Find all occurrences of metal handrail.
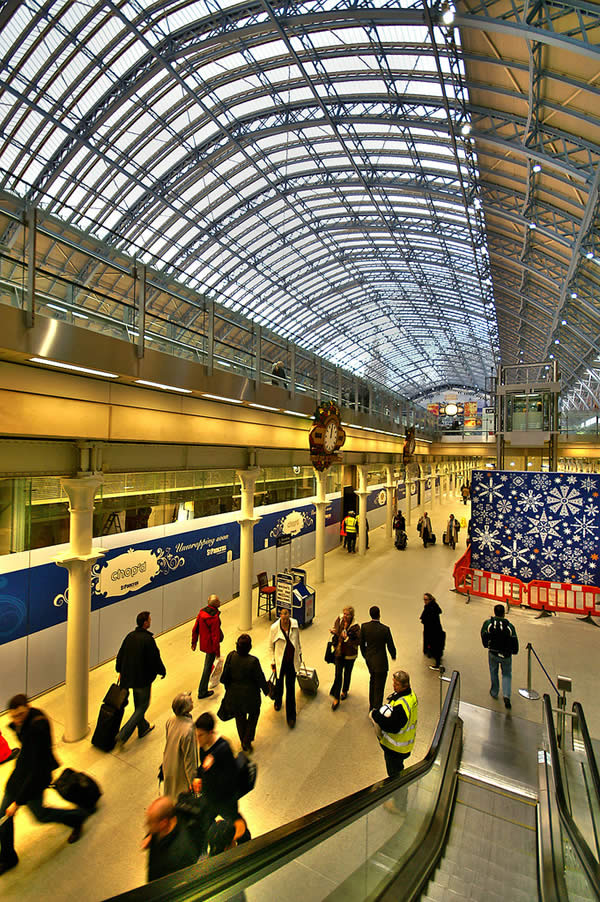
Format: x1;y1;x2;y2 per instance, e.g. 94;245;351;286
542;694;600;895
105;672;461;902
572;701;600;860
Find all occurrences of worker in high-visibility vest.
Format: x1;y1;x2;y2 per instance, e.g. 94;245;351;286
343;511;358;554
369;670;418;814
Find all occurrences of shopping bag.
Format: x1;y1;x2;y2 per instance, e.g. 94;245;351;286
208;656;224;690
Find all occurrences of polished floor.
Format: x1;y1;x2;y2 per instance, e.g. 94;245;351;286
1;490;598;901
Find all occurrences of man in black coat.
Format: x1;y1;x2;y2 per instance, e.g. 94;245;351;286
360;606;397;711
0;695;89;874
116;610;166;747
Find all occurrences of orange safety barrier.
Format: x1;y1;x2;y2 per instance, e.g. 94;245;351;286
453;545;600;616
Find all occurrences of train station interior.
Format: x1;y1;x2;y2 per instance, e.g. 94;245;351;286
1;0;600;899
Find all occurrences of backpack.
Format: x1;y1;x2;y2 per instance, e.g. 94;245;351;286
235;751;257;799
485;618;516;658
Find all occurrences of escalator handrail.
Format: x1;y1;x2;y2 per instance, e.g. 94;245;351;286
572;701;600;817
106;672;461;902
543;694;600;895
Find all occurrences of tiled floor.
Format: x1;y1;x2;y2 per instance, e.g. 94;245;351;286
1;490;598;900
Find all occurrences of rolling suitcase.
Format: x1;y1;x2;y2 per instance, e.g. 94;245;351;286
91;683;128;751
53;767;102;810
296;663;319;695
396;531;407;550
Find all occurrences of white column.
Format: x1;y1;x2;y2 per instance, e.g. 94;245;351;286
405;473;412;527
55;475;103;743
313;468;327;583
236;467;261;632
356;464;369;556
385;465;395;540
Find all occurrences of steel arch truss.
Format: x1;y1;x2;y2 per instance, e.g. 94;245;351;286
0;0;599;398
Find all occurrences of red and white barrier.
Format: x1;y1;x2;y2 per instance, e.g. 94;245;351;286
452;546;600;616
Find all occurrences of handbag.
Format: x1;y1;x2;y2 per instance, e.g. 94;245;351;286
208;655;224;690
217;697;235;722
266;672;277;700
324;639;337;664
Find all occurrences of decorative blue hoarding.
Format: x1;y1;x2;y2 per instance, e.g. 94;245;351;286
470;470;600;587
367;486;387;512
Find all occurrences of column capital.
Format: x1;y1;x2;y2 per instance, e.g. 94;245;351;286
237;516;262;526
60;475;103;509
236;466;262;489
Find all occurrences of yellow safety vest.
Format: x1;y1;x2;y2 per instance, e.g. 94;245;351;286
345;515;358;533
379;691;418;756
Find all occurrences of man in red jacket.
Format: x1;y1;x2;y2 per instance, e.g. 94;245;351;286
191;595;223;700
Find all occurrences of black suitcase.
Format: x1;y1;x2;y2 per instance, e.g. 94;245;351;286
396;531;407;550
91;683;128;751
53;767;102;810
430;533;436;545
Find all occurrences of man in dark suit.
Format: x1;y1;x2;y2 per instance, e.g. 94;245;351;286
0;695;89;874
116;610;166;746
360;606;397;711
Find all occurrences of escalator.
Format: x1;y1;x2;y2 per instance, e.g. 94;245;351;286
108;672;600;902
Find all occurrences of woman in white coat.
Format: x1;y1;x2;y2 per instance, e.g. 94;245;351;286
162;693;196;800
268;607;302;728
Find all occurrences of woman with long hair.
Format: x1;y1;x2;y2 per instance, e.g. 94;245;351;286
329;606;361;710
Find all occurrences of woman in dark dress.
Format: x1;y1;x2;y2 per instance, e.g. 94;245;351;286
220;634;268;752
420;593;445;671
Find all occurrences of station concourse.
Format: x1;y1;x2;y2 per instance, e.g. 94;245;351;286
0;488;598;901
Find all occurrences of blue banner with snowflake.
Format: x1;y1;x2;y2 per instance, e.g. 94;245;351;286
470;470;600;587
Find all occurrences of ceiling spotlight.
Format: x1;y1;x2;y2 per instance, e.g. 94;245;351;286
460;122;472;137
532;163;542;173
441;2;455;25
528;222;537;230
561;318;567;325
571;291;578;299
586;250;594;259
555;338;560;344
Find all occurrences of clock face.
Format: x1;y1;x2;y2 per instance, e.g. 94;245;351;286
323;419;339;453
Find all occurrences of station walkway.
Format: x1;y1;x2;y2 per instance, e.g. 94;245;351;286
1;492;599;901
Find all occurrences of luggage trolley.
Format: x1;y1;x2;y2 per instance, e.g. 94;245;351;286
275;568;316;627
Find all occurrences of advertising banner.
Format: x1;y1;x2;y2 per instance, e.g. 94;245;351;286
367;486;387;512
424;478;432;504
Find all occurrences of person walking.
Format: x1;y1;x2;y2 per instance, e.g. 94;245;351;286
360;607;397;711
444;514;460;549
162;693;197;802
393;510;406;549
420;593;445;670
268;607;302;728
220;634;268;752
271;360;287;388
481;604;519;709
343;510;358;553
0;695;90;874
116;610;166;746
194;713;239;823
191;595;223;700
143;796;197;883
370;671;418;814
329;606;361;710
461;483;470;505
417;511;434;547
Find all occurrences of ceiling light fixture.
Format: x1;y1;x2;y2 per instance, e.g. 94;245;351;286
586;251;594;259
202;393;243;403
441;2;455;25
136;379;193;394
532;163;542;173
283;409;308;417
529;222;537;230
570;291;578;299
29;357;119;378
460;122;472;137
248;402;280;412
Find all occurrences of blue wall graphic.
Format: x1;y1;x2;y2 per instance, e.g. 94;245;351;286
470;470;600;587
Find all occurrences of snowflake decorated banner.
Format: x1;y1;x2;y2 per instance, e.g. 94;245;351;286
470;470;600;587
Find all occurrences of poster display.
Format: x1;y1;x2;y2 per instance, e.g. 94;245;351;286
470;470;600;588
